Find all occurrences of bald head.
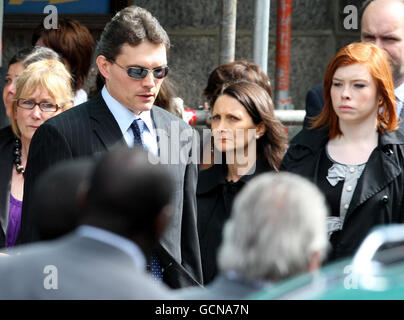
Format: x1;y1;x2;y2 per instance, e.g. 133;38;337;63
361;0;404;87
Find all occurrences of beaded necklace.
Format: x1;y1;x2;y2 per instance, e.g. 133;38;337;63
13;138;25;175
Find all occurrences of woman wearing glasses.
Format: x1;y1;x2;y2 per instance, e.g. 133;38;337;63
0;59;73;249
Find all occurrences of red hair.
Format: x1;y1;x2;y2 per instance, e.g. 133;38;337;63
311;42;397;137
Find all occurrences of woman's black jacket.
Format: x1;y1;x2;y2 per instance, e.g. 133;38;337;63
281;127;404;261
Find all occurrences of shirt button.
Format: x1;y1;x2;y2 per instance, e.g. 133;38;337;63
346;185;353;192
344;203;349;210
349;167;355;173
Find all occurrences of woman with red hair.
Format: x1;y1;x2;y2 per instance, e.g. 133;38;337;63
282;42;404;262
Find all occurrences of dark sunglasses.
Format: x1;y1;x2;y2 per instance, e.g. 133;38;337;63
112;60;169;80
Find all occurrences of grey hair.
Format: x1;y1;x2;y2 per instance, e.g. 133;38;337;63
23;46;61;67
96;5;170;61
217;172;329;282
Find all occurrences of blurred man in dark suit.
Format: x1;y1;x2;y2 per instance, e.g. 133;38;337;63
0;147;176;299
32;158;94;240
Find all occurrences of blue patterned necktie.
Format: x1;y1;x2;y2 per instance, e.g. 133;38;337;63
130;118;145;147
130;118;163;281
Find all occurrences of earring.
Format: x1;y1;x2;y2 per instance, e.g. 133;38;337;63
256;135;260;139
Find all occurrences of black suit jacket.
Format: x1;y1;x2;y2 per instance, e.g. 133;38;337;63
0;126;14;247
20;93;202;288
303;84;324;129
0;233;175;299
0;67;10;130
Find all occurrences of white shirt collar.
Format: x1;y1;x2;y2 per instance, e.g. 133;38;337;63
101;86;154;136
76;225;146;271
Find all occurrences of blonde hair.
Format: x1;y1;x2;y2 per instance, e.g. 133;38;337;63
11;59;73;137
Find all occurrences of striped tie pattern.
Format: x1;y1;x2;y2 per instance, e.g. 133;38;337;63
130;118;145;146
130;118;163;281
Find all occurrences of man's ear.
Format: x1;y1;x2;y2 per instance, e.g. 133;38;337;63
153;206;172;238
96;55;111;80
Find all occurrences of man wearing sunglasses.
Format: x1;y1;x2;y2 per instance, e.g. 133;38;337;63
20;6;202;289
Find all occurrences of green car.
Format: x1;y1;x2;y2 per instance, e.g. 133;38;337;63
249;224;404;300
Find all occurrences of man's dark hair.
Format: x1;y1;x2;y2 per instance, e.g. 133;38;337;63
96;6;170;62
32;158;95;240
84;147;173;236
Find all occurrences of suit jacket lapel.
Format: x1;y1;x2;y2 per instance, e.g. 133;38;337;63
150;106;171;161
88;93;126;150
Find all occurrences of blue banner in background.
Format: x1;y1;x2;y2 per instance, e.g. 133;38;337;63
5;0;110;14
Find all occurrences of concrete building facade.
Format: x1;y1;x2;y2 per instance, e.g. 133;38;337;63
2;0;363;110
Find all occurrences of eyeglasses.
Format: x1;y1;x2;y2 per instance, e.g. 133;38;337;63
111;60;169;80
16;98;60;112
